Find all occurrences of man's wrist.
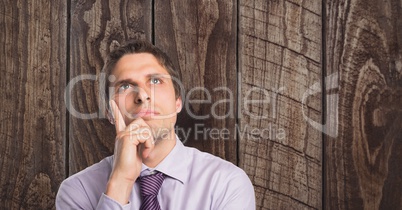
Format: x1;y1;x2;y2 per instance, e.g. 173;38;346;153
105;177;135;205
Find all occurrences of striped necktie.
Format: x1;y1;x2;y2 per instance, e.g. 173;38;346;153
139;171;165;210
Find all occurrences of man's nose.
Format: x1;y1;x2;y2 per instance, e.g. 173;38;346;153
134;87;150;104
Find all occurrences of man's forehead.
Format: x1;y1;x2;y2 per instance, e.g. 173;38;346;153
115;53;160;68
112;54;169;76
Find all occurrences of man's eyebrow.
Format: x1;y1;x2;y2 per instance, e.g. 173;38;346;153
113;79;137;87
146;73;171;78
112;73;171;87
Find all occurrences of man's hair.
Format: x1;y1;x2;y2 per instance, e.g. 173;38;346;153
100;40;182;111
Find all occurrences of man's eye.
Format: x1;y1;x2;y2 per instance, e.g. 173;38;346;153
118;84;131;92
150;78;161;84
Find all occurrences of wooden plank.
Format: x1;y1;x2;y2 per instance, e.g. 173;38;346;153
154;0;238;163
325;0;402;209
69;0;152;174
0;1;67;209
239;0;323;209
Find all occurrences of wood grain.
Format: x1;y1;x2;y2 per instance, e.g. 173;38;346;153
325;0;402;209
0;0;67;209
239;0;323;209
154;0;238;163
2;0;401;209
69;0;152;174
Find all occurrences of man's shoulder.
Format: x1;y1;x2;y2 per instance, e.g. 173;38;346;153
183;145;254;204
56;156;113;208
185;146;246;176
61;156;113;188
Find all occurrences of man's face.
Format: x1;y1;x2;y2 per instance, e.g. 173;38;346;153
110;53;182;140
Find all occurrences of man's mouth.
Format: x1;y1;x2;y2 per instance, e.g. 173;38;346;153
133;109;159;118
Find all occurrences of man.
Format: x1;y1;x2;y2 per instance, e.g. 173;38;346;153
56;40;255;209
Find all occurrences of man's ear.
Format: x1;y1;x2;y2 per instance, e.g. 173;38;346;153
176;97;183;113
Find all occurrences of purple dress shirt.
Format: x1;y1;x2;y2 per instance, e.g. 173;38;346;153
56;136;255;209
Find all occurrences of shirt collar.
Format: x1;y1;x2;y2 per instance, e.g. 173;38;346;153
140;135;189;184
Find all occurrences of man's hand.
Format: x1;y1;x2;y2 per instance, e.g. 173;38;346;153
105;100;155;205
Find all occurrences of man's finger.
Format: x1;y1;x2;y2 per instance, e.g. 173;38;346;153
123;126;154;148
126;118;154;157
141;136;154;158
115;129;154;158
109;100;126;133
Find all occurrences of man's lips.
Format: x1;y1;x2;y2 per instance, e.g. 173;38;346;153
133;110;159;118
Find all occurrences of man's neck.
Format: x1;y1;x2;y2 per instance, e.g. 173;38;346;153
142;131;176;168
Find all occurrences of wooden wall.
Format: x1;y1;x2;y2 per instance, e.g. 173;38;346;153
1;0;401;209
1;1;67;209
325;0;402;209
239;1;323;208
